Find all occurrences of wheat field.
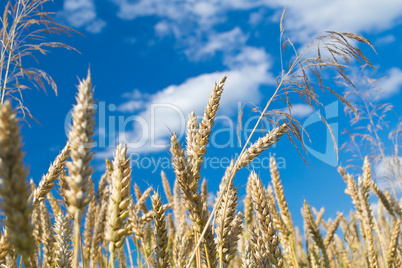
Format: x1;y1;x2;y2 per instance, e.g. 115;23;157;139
0;1;401;268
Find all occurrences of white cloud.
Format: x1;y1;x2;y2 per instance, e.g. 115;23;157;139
186;27;249;60
61;0;106;33
272;0;402;42
377;67;402;100
109;0;260;60
118;100;146;113
103;46;275;155
248;9;266;26
281;104;314;119
86;19;107;33
154;21;171;37
110;0;402;44
110;0;260;22
107;0;402;64
375;35;396;46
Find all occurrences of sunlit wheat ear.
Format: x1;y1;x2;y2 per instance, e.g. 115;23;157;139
303;200;330;268
33;142;70;206
174;227;191;268
191;76;227;177
241;240;256;268
363;156;397;219
357;174;378;268
170;133;217;267
170;133;202;228
161;170;173;204
166;213;176;260
383;190;402;218
47;192;62;216
249;172;283;267
90;186;109;263
238;123;288;169
323;213;343;248
84;183;96;260
215;160;241;267
249;222;272;267
31;204;42;246
386;219;401;267
54;211;73;268
0;101;35;260
106;143;132;259
244;174;254;228
369;175;395;218
270;157;293;231
266;185;295;266
185;111;199;161
63;71;96;267
97;173;108;204
225;211;244;265
0;230;11;266
151;192;169;268
64;71;95;217
39;202;54;267
134;183;150;213
58;172;69;206
128;186;153;243
313;207;326;228
338;167;364;220
332;233;350;267
173;179;186;233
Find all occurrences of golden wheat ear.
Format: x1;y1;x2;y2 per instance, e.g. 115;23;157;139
54;210;73;268
248;172;283;267
63;71;96;267
33;142;70;207
151;191;169;268
106;143;132;266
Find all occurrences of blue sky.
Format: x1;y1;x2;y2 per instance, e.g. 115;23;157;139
8;0;402;226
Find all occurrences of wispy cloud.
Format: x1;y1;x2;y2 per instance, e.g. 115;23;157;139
61;0;106;33
375;35;396;46
110;0;402;46
186;27;249;60
276;0;402;42
377;67;402;100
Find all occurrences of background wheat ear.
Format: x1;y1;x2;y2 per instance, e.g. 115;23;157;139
54;211;73;268
151;191;169;268
33;142;70;207
0;101;35;264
